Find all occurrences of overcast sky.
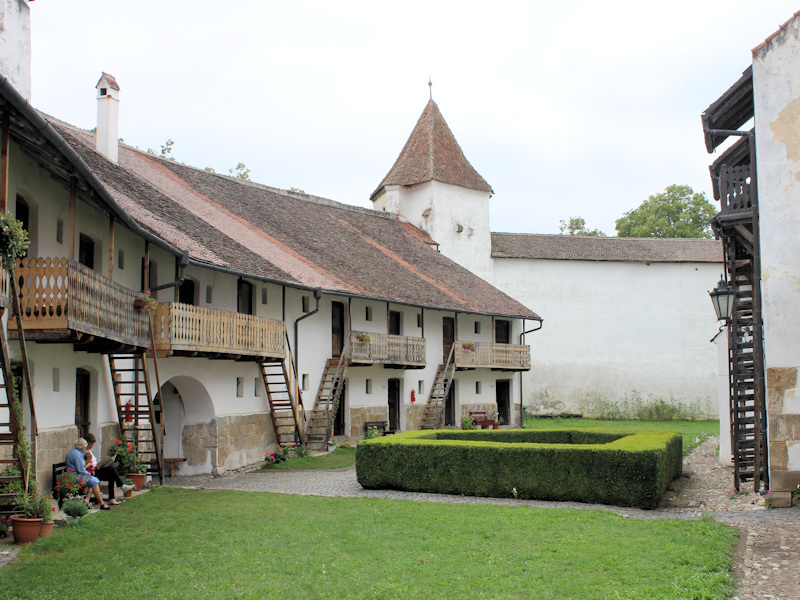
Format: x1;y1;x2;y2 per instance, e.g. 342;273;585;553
28;1;798;236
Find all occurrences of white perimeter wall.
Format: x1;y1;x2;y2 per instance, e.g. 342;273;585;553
492;256;721;416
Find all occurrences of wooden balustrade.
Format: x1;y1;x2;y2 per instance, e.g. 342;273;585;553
350;331;426;368
9;257;150;347
151;302;285;358
454;341;531;371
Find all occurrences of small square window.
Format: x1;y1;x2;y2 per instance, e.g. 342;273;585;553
302;296;310;313
261;288;268;305
366;379;372;394
366;306;373;321
255;378;262;397
476;381;481;395
475;321;481;334
118;249;125;270
302;374;309;391
236;377;244;398
206;286;213;304
100;87;107;96
418;380;424;395
52;368;60;392
56;219;63;244
417;313;422;328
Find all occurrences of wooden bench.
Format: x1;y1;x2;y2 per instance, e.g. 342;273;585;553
51;462;68;497
163;457;186;478
469;410;498;429
364;421;396;436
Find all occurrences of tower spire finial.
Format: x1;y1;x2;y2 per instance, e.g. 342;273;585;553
428;76;433;100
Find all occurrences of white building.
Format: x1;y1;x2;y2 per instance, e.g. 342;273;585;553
373;99;723;417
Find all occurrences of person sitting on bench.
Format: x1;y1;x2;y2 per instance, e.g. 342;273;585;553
65;438;110;510
85;433;134;506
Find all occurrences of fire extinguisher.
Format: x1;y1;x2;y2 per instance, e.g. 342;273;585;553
125;400;134;423
411;390;416;403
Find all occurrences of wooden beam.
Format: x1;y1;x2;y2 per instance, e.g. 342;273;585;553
0;112;9;213
108;216;115;280
69;178;76;260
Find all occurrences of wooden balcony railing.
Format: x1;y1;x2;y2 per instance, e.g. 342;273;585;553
718;164;755;219
152;302;285;359
9;257;149;347
349;331;426;368
454;341;531;371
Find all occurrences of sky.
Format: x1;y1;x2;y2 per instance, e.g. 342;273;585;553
27;1;800;236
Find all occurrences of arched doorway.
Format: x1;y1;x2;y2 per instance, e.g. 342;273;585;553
159;376;215;476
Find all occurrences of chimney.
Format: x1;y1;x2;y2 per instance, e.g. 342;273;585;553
95;72;120;163
0;0;32;100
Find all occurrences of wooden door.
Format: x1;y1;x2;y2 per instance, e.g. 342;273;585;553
495;320;510;344
389;311;401;335
388;378;400;432
238;279;253;315
442;317;455;362
331;301;345;357
444;382;456;427
78;234;95;270
496;380;510;426
179;279;195;305
75;369;91;439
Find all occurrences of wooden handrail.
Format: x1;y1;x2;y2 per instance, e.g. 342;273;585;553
454;341;531;370
349;331;426;366
152;302;285;358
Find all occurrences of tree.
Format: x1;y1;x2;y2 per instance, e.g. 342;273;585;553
229;163;251;181
615;185;716;238
558;216;605;237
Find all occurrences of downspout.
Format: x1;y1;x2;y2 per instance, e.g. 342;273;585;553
150;251;190;292
519;318;543;428
293;288;323;378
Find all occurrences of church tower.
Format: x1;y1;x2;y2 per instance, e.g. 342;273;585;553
371;99;494;279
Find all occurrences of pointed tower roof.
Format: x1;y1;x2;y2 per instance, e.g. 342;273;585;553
371;100;492;200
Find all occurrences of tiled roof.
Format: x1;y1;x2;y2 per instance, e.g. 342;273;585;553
370;100;492;199
47;117;538;320
96;72;120;91
752;10;800;55
491;233;723;263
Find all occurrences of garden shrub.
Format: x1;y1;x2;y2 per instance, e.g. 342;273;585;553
356;429;682;509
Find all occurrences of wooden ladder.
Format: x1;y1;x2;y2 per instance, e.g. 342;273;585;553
261;331;304;445
421;346;456;429
107;345;164;483
307;343;349;451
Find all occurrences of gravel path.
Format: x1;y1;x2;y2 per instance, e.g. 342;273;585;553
167;437;800;599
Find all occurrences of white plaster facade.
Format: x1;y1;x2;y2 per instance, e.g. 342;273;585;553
0;0;31;100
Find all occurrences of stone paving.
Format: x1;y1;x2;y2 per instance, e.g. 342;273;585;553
166;437;800;599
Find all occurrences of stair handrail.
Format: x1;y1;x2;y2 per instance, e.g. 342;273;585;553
146;310;165;482
283;328;305;444
327;335;351;435
437;344;456;429
8;265;37;483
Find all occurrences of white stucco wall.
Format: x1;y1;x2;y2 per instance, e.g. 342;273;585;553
0;0;31;100
493;257;720;416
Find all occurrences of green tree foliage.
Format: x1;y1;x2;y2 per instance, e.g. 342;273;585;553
615;185;716;238
230;163;251;181
558;216;605;237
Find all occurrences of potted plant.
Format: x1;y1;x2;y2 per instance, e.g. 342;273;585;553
122;478;135;498
38;493;55;538
0;211;30;271
11;490;44;544
110;436;147;489
461;342;476;351
355;332;371;344
134;290;158;310
53;468;84;508
61;499;89;524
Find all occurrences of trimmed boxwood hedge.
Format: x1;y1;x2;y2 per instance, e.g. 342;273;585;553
355;429;682;509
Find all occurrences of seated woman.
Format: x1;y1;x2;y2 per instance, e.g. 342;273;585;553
84;433;132;505
65;438;110;510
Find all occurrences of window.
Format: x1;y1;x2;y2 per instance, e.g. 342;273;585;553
255;378;262;397
238;279;254;315
78;234;95;269
366;306;373;321
476;381;481;395
117;249;125;269
261;288;268;305
366;379;372;394
56;219;63;244
389;311;401;335
417;313;422;328
100;87;107;96
302;296;310;313
475;321;481;334
495;320;510;344
52;368;60;392
206;285;213;304
179;279;196;306
302;374;309;391
236;377;244;398
418;380;424;394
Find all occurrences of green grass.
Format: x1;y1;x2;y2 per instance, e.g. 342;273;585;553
524;417;719;455
256;446;356;471
1;487;737;600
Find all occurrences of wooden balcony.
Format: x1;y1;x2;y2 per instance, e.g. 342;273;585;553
151;302;285;359
349;331;426;369
8;257;150;348
717;164;755;222
454;341;531;371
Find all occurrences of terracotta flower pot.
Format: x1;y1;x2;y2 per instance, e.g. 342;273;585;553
11;516;42;545
39;521;53;538
127;473;146;491
124;488;133;498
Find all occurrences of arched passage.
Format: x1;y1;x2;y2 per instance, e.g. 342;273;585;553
159;376;215;475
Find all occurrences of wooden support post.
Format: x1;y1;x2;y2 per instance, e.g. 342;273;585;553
1;112;9;213
108;217;115;280
69;178;76;260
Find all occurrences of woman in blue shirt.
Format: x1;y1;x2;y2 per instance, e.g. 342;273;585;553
65;438;110;510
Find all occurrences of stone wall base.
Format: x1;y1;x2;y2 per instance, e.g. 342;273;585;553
406;403;426;430
183;413;273;476
350;406;388;439
767;367;800;493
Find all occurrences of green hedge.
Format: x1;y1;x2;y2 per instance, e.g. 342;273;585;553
356;429;682;509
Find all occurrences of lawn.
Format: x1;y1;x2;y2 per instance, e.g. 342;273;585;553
0;487;737;600
523;417;719;455
256;446;356;471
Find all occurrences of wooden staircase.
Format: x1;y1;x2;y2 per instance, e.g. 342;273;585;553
0;268;37;513
261;333;304;445
307;350;349;451
107;348;164;483
422;347;456;429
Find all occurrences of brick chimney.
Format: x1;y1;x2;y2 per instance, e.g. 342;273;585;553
95;73;120;163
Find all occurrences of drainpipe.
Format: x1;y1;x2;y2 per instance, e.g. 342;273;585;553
150;251;190;292
519;319;543;428
293;288;323;378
